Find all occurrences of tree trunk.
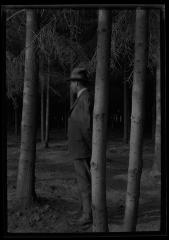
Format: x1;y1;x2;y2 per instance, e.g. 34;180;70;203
69;16;74;109
152;85;156;142
14;106;18;137
70;89;74;109
152;59;161;173
45;57;50;148
123;8;148;231
91;9;112;232
65;94;68;135
40;56;45;144
152;12;161;174
123;65;129;143
41;74;45;144
16;9;38;209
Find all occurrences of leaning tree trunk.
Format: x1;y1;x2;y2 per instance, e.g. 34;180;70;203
123;64;129;143
152;10;161;175
16;9;38;208
44;57;50;148
91;9;112;232
123;8;148;231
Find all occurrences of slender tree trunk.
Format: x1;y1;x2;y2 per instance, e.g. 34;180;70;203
14;106;18;136
123;8;148;231
39;55;45;144
91;9;112;232
45;57;50;148
152;85;156;142
41;74;45;144
16;9;38;208
65;94;68;135
123;65;129;143
152;13;161;174
70;86;74;109
70;15;74;109
152;59;161;173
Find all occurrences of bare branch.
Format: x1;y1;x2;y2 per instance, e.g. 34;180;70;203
6;9;25;22
49;86;62;98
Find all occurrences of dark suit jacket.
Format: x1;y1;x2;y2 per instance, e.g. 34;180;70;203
68;89;93;160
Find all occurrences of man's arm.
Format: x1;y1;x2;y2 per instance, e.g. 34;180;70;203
80;95;93;150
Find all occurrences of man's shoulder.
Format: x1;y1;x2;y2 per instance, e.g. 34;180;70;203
79;90;93;110
79;89;90;99
80;90;93;105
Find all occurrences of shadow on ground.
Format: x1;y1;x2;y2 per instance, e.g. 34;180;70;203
7;132;161;233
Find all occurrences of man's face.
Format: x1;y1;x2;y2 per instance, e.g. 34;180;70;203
70;81;78;94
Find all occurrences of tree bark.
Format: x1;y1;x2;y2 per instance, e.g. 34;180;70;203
153;58;161;173
14;106;18;136
123;8;148;231
69;15;74;109
152;12;161;175
40;74;45;144
151;10;161;175
45;57;50;148
40;56;45;144
123;64;129;143
65;93;68;135
91;9;112;232
16;9;38;209
152;85;156;142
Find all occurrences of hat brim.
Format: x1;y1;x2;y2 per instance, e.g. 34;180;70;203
66;78;85;82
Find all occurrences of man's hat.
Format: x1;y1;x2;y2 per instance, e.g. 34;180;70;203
67;67;88;82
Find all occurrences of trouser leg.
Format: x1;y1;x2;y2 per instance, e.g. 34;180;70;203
74;158;91;217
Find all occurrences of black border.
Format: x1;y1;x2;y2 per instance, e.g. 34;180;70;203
1;2;167;238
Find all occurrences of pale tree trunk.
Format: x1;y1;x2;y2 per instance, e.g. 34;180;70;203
16;9;38;208
40;56;45;144
159;6;166;232
152;57;161;173
123;8;148;231
45;57;50;148
123;64;129;143
91;9;112;232
152;10;161;174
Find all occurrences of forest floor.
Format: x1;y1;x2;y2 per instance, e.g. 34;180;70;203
7;129;161;233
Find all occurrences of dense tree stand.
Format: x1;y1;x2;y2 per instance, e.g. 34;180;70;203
5;6;164;232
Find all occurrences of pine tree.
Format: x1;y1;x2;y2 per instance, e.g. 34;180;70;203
124;8;148;231
91;9;112;232
16;9;38;208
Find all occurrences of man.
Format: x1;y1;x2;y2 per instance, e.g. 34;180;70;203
67;67;93;226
